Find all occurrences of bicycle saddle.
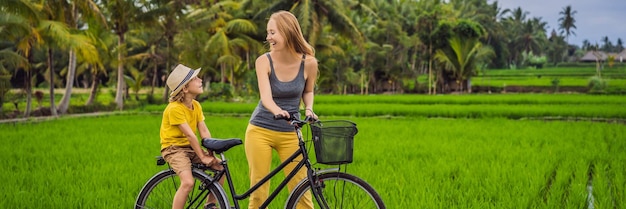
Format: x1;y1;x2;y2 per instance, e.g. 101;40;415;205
202;138;242;154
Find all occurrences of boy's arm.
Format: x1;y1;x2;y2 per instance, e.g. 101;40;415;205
177;123;213;161
197;121;211;139
196;121;215;156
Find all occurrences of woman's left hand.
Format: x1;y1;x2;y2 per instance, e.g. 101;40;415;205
305;109;318;120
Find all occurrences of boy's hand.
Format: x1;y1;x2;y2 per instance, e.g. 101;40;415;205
204;150;214;157
200;155;216;166
200;155;223;170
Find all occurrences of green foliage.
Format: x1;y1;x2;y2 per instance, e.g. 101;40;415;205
588;76;607;93
195;94;626;120
468;67;626;93
551;77;561;93
0;71;11;110
453;19;485;39
206;82;234;101
523;51;548;69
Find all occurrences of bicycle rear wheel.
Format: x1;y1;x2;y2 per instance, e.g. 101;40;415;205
286;171;385;209
135;169;229;209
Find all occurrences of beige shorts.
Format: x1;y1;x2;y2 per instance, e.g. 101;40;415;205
161;146;201;175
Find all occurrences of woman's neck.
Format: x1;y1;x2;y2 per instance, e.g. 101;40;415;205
270;50;300;63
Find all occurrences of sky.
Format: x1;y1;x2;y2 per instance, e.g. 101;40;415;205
490;0;626;48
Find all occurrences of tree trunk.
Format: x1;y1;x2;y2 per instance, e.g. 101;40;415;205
47;48;58;117
221;63;226;83
151;64;157;96
58;50;77;114
115;34;125;110
24;67;32;117
86;71;99;105
229;64;234;89
163;39;172;102
428;44;433;95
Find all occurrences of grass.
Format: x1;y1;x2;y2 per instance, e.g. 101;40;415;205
414;66;626;92
1;74;625;208
1;112;624;208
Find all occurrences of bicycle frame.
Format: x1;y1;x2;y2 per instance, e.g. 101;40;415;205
211;120;326;209
137;116;385;209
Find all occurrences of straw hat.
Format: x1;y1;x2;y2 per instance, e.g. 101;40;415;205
167;64;201;96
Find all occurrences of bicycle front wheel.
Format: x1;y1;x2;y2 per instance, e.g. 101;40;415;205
286;171;385;209
135;169;229;209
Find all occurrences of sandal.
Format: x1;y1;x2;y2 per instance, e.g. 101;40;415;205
204;203;219;209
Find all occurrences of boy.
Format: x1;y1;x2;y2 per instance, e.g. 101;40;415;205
160;64;222;209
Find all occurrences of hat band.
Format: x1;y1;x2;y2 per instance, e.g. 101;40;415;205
172;69;195;93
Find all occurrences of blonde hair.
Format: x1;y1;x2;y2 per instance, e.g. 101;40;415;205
169;90;185;102
270;11;314;56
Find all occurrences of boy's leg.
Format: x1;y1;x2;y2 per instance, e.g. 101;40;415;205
173;170;194;209
189;151;225;206
162;146;195;209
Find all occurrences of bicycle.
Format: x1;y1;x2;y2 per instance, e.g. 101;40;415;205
135;114;385;209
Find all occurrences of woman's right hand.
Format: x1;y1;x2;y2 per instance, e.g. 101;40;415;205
275;109;290;119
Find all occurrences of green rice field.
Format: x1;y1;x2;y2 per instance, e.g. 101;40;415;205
414;66;626;93
1;94;625;208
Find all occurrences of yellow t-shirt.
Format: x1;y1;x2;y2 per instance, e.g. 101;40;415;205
160;100;205;150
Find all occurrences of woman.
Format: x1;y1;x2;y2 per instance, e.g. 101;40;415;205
245;10;318;209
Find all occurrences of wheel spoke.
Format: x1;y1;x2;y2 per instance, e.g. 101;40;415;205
287;172;385;209
135;170;228;209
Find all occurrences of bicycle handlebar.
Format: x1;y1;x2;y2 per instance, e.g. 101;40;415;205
274;113;317;128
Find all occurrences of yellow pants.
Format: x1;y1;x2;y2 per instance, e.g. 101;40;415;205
245;124;313;209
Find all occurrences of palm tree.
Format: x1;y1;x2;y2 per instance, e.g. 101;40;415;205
435;36;487;92
142;0;194;101
176;1;259;95
203;4;258;84
102;0;154;110
558;5;577;45
520;17;548;55
416;1;454;94
601;36;612;52
82;15;114;106
39;0;101;116
582;39;591;51
435;20;494;93
123;67;145;100
250;0;363;47
0;1;34;111
0;48;28;112
53;0;106;114
1;0;48;117
502;7;528;68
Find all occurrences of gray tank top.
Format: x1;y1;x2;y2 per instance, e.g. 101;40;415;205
249;53;306;132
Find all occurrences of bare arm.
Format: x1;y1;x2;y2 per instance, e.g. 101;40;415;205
197;120;211;139
178;122;214;164
302;57;319;119
255;55;289;117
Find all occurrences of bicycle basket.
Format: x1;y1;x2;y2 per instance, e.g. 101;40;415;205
311;120;358;165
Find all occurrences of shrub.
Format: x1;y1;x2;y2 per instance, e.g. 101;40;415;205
588;76;607;93
551;78;560;93
207;82;234;101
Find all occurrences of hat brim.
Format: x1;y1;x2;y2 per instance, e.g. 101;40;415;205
169;68;201;96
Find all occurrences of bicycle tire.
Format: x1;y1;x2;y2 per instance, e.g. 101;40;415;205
285;171;385;209
135;169;229;209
